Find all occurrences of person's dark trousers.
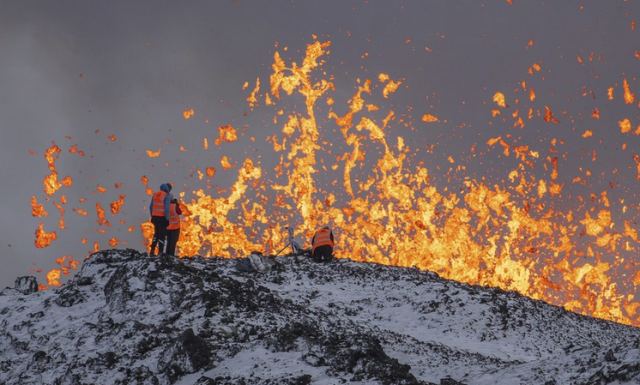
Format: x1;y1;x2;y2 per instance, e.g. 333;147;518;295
312;245;333;262
150;216;168;256
166;229;180;256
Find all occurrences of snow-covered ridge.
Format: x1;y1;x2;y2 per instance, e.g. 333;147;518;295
0;249;638;385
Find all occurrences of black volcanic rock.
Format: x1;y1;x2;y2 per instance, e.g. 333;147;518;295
54;285;86;307
14;276;38;294
0;249;638;385
157;328;212;382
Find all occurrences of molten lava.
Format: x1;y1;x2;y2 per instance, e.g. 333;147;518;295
35;223;56;249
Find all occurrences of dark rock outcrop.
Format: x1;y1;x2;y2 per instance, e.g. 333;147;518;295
0;249;638;385
157;329;212;382
14;276;38;294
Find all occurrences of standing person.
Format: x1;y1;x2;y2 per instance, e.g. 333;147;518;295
311;225;334;262
166;198;182;256
149;183;173;256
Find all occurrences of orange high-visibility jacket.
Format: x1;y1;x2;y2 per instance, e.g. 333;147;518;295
167;202;180;230
312;227;334;252
151;191;167;217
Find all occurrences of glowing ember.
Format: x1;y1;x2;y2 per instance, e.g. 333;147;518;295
421;114;439;123
43;144;63;196
140;222;154;249
183;108;195;120
73;207;88;217
61;176;73;187
53;255;79;276
53;198;66;230
68;144;85;157
543;106;559;123
96;203;110;226
35;223;56;248
378;73;402;98
146;149;161;158
215;125;238;146
246;78;260;108
46;269;61;286
622;78;635;104
619;118;632;134
220;155;234;169
493;92;507;108
110;195;126;215
31;196;48;217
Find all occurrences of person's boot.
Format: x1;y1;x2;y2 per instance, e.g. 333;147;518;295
149;238;158;256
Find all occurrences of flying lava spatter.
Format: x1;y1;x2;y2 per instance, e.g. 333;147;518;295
31;38;639;328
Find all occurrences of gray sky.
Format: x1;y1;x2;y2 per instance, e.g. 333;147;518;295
1;0;639;291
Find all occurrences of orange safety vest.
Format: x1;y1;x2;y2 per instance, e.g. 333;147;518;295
312;228;334;252
167;202;180;230
151;191;167;217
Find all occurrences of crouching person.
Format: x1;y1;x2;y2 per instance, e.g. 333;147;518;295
311;226;334;262
166;198;182;256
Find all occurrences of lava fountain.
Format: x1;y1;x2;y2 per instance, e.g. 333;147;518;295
32;39;639;328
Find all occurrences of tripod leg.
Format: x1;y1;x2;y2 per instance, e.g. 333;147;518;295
274;242;290;257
